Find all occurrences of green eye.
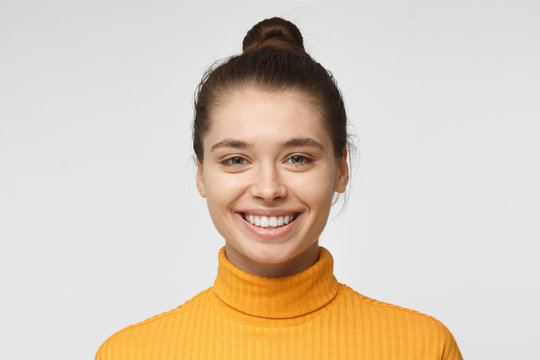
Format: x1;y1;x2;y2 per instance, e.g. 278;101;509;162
225;157;246;166
288;155;311;165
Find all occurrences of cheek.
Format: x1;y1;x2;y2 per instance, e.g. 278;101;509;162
287;167;336;209
203;170;245;210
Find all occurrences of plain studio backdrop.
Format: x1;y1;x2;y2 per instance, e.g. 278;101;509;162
1;0;539;359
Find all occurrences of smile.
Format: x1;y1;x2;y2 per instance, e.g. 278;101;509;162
242;214;298;228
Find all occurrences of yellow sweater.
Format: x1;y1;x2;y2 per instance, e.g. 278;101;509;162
96;247;462;359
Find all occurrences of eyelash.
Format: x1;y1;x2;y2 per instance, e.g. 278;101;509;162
222;156;247;167
286;154;312;166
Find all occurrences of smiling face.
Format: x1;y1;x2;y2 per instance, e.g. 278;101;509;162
196;85;348;277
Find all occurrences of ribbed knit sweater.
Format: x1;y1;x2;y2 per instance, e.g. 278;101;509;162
95;246;462;359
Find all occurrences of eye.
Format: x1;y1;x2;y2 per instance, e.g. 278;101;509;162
223;156;247;167
287;154;312;166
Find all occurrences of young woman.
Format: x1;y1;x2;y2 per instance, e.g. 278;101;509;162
96;17;462;359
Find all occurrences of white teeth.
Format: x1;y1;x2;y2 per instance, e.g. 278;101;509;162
243;214;296;228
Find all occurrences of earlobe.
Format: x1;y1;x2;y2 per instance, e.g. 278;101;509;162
196;158;207;198
334;147;349;194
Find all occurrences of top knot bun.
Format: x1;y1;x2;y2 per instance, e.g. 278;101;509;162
242;17;306;54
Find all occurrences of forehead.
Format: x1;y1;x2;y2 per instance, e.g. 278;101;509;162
206;86;329;146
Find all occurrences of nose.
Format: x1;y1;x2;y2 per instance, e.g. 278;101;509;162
249;163;287;201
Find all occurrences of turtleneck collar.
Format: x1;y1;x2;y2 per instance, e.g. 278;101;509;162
212;246;339;319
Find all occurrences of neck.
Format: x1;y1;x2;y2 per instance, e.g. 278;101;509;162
224;242;320;278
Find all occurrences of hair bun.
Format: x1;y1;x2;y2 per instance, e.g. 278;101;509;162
242;17;305;54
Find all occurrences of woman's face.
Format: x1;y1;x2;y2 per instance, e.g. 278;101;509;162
196;85;348;274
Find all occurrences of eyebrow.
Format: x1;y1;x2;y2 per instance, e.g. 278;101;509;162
210;139;251;151
282;137;324;150
210;137;324;152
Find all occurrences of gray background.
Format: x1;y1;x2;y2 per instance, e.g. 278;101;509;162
1;0;539;359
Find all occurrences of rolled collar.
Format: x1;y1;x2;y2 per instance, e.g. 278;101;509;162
212;246;339;319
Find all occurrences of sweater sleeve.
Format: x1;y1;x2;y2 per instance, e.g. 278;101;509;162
94;346;104;360
440;322;463;360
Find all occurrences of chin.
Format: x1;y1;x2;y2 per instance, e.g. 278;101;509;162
240;239;314;265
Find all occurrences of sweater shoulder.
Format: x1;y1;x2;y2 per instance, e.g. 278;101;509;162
95;288;210;359
338;284;462;359
340;283;444;323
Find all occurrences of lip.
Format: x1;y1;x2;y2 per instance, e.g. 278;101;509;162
234;212;302;240
237;209;302;217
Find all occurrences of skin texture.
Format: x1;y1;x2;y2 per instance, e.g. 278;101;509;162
196;85;349;278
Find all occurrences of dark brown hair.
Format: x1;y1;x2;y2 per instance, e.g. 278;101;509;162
193;17;348;162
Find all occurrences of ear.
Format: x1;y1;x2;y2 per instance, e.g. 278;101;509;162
196;157;207;198
334;147;349;194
